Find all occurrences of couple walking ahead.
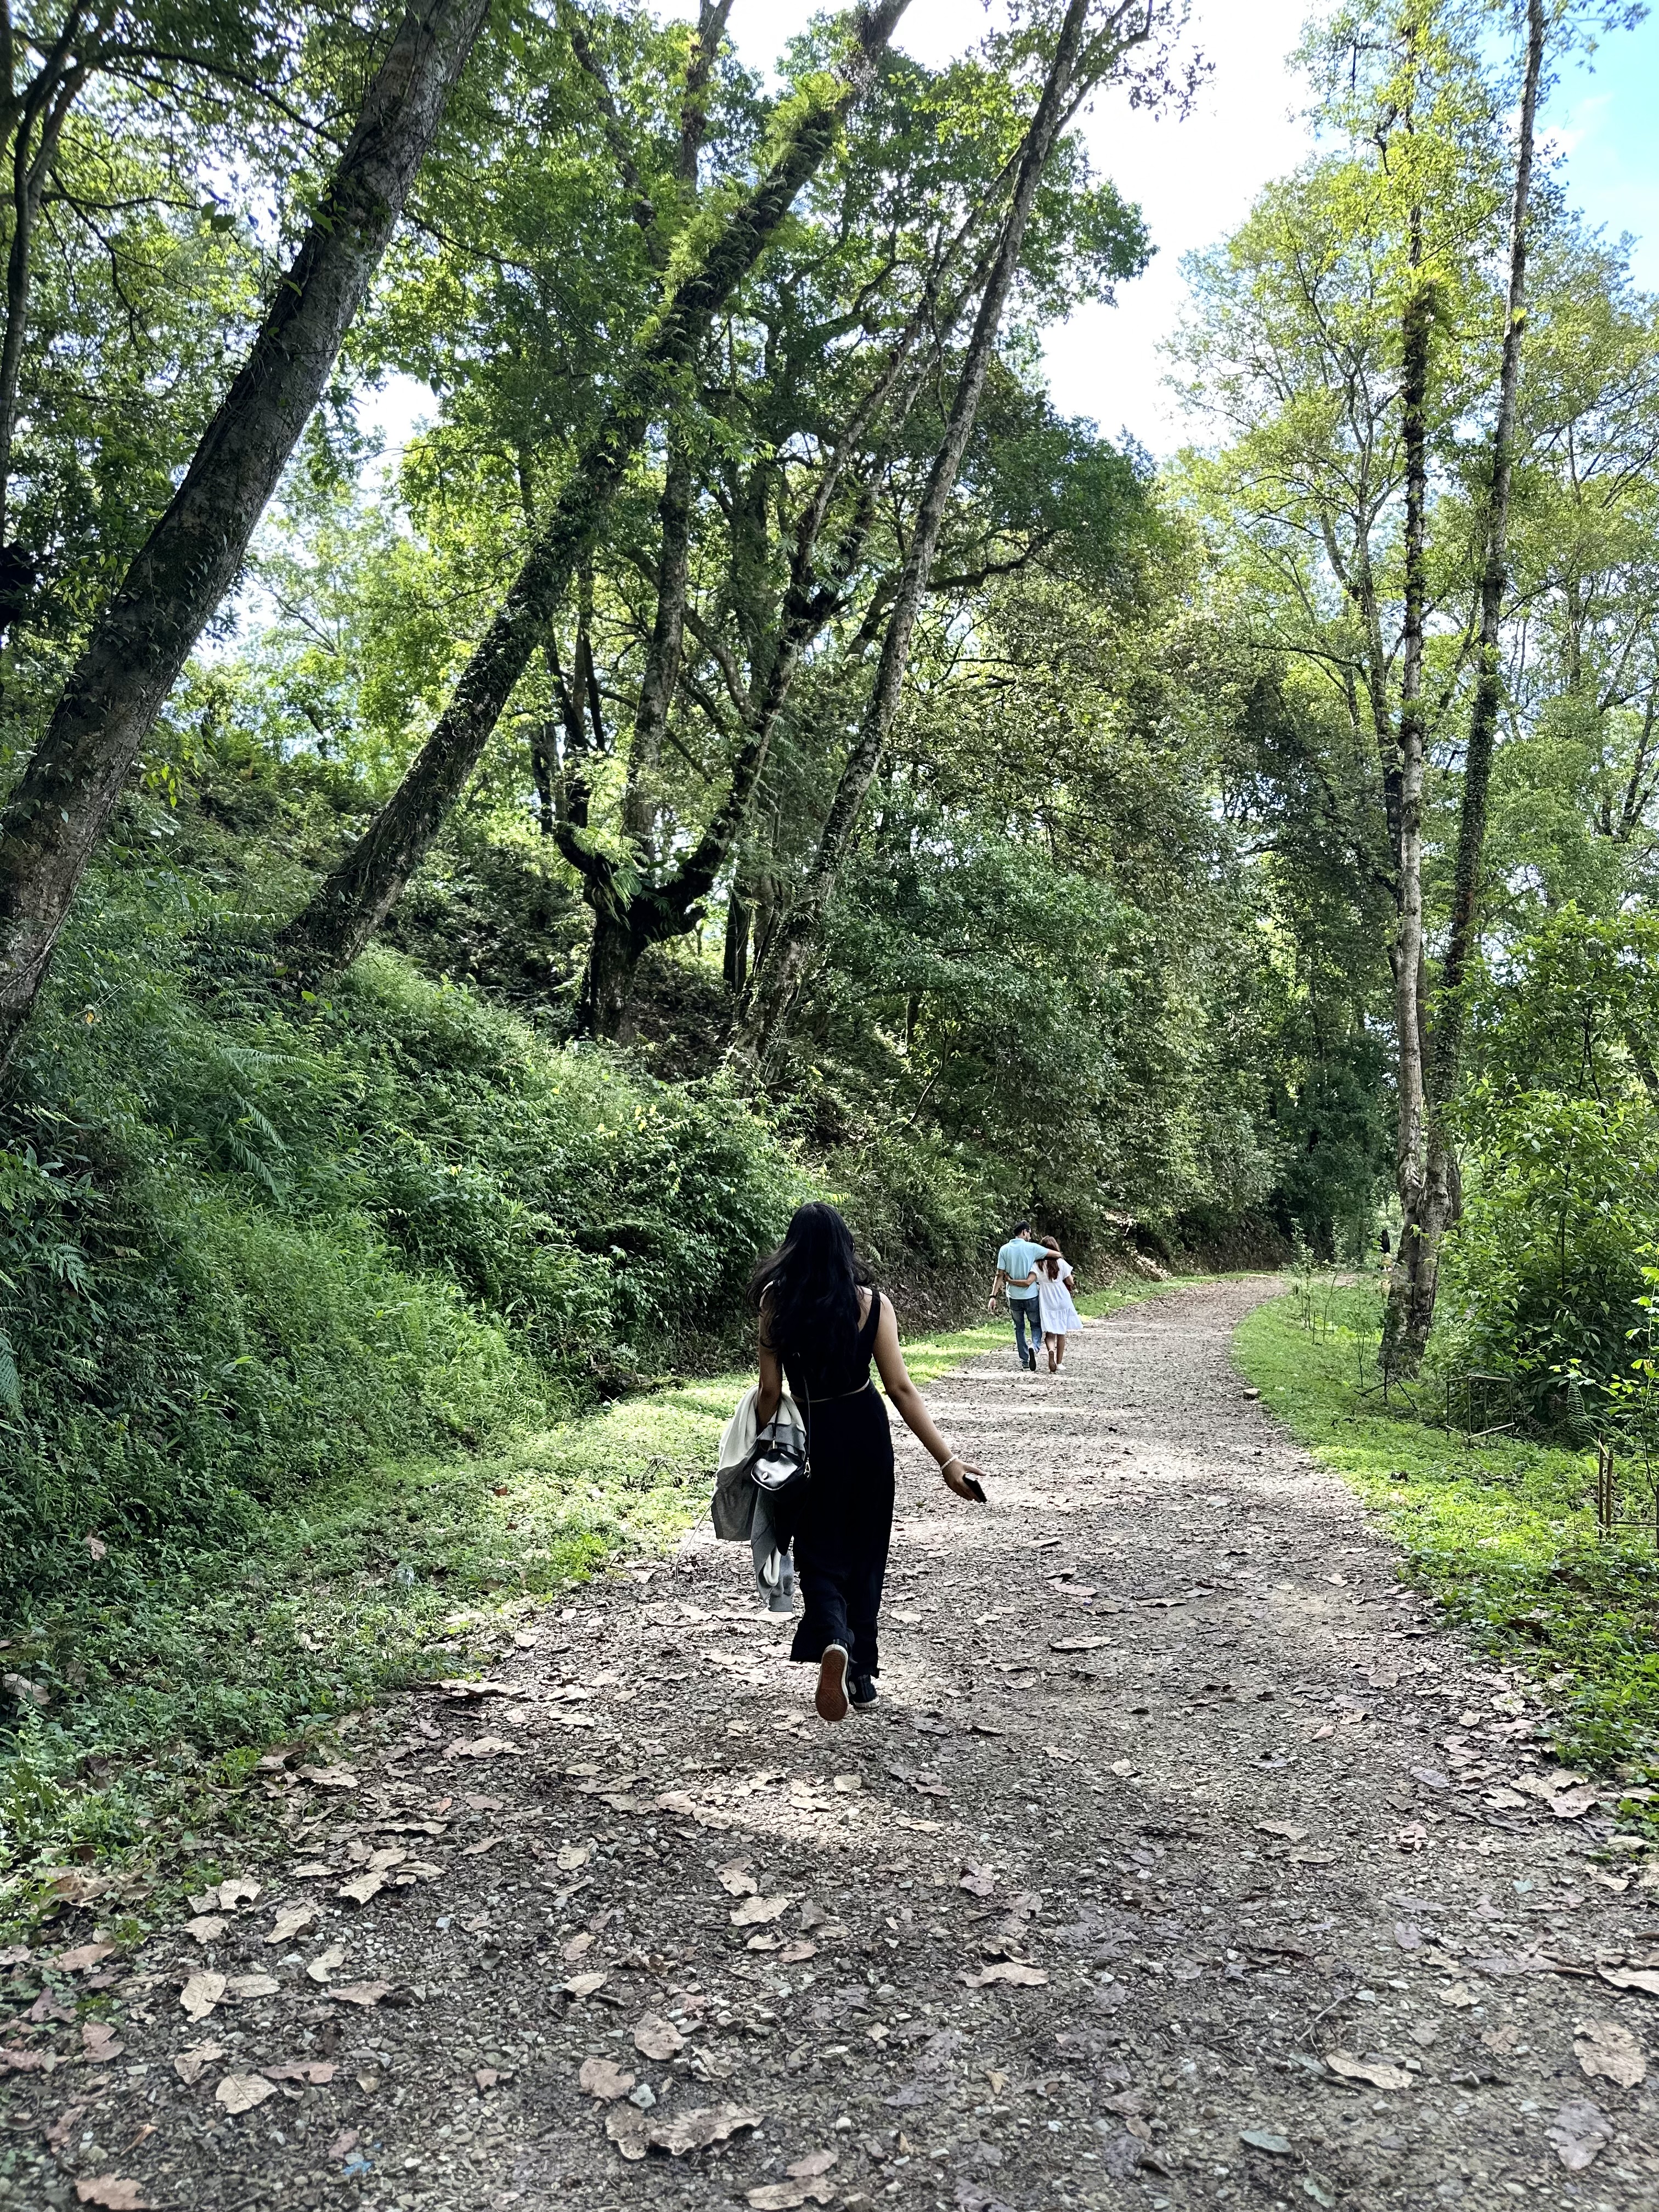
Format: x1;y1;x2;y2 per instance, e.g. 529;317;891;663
990;1216;1081;1372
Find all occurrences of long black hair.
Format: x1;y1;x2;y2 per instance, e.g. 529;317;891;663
750;1201;867;1358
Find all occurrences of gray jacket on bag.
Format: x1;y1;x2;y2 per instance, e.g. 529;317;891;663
713;1384;806;1611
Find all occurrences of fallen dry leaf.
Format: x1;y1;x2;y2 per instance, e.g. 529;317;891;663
184;1915;225;1946
787;2149;839;2180
563;1971;609;1999
475;2067;501;2091
445;1736;520;1760
56;1944;115;1974
831;1773;861;1794
329;1981;392;2008
1255;1821;1308;1844
0;2047;55;2074
263;2060;336;2085
1575;2018;1646;2087
1551;1786;1599;1820
1439;1982;1476;2010
306;1942;346;1984
217;1877;261;1910
224;1974;280;2001
337;1870;386;1908
780;1939;818;1964
179;1971;227;2022
963;1962;1048;1988
716;1861;757;1898
73;2181;153;2209
1546;2098;1612;2172
606;2106;651;2162
47;2103;88;2150
562;1931;594;1963
578;2055;635;2101
215;2073;276;2115
298;1765;357;1791
650;2103;761;2157
267;1902;318;1946
730;1893;792;1928
81;2022;125;2063
633;2012;685;2061
555;1842;594;1872
958;1862;997;1898
1599;1966;1659;1997
459;1835;504;1858
1325;2050;1411;2091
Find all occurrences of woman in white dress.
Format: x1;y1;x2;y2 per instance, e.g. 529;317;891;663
1035;1237;1081;1372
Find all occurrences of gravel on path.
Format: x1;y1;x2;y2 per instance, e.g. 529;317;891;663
10;1276;1659;2212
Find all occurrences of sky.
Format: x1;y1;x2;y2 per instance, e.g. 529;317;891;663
365;0;1659;462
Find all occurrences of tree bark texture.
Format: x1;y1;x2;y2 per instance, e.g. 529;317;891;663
0;0;493;1075
737;0;1097;1069
279;0;911;979
1391;0;1545;1368
1381;193;1434;1375
0;5;92;545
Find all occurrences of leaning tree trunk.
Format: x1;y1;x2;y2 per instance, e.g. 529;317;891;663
1389;0;1545;1370
738;0;1097;1069
279;0;910;979
0;0;493;1076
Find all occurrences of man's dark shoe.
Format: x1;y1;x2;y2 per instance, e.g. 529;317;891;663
849;1671;878;1711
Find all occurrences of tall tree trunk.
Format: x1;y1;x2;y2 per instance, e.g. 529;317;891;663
0;26;91;545
1390;0;1545;1368
623;435;694;854
278;0;911;978
737;0;1099;1069
581;898;643;1040
723;882;750;995
1381;188;1434;1374
0;0;493;1076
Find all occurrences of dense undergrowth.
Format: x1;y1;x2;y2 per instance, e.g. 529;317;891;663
1235;1285;1659;1799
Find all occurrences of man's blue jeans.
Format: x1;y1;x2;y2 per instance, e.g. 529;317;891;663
1009;1296;1042;1367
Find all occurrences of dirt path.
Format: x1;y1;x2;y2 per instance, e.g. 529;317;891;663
13;1277;1659;2212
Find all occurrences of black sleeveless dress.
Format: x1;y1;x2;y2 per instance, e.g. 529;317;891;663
777;1288;895;1680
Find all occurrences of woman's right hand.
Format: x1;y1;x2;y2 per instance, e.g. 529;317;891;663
943;1458;988;1503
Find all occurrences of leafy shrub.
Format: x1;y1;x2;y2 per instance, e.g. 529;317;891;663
1437;912;1659;1425
1437;1092;1659;1421
0;882;805;1623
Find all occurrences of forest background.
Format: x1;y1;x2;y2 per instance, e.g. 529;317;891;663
3;0;1659;1859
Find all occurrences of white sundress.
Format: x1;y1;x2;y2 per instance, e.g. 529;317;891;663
1036;1257;1081;1338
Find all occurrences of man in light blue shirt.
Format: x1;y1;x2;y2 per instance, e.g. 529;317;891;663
989;1218;1047;1370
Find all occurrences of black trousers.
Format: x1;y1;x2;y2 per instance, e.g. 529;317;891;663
780;1384;895;1677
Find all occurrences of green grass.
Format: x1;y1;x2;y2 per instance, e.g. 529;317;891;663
1235;1284;1659;1801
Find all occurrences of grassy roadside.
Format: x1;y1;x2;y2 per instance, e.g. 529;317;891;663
1234;1285;1659;1798
1;1271;1183;1890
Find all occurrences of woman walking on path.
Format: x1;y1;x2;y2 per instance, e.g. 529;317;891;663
753;1203;988;1723
1036;1237;1081;1373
